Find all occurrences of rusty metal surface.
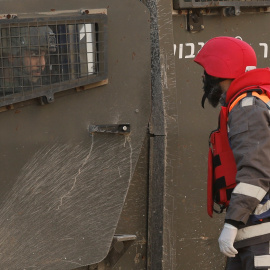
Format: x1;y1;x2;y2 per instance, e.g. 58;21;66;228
0;0;150;269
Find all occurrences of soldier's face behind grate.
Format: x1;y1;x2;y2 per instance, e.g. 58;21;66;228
21;49;47;84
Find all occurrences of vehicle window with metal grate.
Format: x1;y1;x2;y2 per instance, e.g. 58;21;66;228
0;14;107;106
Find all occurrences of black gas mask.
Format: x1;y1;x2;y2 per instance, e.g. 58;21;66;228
201;71;226;108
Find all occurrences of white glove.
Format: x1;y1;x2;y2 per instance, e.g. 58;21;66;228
218;223;238;257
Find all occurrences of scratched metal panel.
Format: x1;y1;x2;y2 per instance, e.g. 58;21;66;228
171;12;270;269
113;136;149;269
0;0;150;269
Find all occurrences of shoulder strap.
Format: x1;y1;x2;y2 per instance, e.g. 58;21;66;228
229;91;270;112
252;92;270;109
229;93;247;112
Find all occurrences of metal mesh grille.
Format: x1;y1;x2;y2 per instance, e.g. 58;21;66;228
174;0;270;9
0;14;107;106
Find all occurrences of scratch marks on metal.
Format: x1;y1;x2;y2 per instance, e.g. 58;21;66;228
118;166;122;178
164;193;177;270
125;135;133;185
57;135;95;210
160;52;168;89
0;133;137;269
60;259;85;267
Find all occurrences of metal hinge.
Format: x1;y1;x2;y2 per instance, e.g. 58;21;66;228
187;10;204;32
89;234;137;269
105;234;136;268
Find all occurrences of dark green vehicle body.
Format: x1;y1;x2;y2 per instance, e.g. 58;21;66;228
0;0;269;269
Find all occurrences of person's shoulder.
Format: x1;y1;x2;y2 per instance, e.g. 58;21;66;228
229;95;270;126
231;95;268;112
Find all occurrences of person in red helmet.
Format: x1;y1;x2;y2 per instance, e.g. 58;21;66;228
195;36;270;269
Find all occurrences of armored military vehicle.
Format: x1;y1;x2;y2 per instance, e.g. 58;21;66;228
0;0;269;269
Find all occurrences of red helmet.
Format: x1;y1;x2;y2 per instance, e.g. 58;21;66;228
194;37;257;79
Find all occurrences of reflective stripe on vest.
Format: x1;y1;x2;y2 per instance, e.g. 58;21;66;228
254;201;270;215
235;223;270;242
254;255;270;268
233;183;267;201
229;91;270;112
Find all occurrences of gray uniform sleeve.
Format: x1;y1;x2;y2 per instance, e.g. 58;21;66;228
225;96;270;224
